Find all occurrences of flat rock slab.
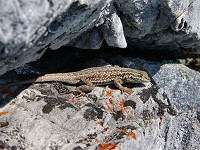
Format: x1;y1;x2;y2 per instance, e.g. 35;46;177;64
0;57;199;149
0;83;189;149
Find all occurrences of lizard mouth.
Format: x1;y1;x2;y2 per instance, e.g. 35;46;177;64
143;78;151;82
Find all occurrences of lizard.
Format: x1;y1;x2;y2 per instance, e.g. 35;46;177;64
6;65;151;93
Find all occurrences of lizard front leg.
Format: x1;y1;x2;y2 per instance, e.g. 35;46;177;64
113;78;132;94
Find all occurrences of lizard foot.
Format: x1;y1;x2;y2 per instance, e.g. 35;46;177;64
72;85;95;97
72;90;86;97
121;87;133;94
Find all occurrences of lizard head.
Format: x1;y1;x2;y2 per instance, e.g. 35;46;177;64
122;70;151;83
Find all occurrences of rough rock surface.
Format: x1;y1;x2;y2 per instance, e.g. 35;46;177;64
0;56;199;149
0;0;200;76
148;63;200;114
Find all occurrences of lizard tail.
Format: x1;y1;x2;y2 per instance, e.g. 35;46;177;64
5;77;40;87
5;73;70;87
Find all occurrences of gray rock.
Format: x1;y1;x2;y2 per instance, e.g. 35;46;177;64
1;81;198;150
0;57;199;149
148;63;200;115
0;0;112;75
0;0;200;75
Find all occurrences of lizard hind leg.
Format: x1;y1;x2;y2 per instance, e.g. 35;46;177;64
75;78;95;93
76;85;95;93
73;85;95;97
76;78;95;93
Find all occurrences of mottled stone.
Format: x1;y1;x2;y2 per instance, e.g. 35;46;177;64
0;0;200;76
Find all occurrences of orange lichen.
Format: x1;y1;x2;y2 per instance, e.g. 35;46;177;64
106;101;113;112
109;98;114;105
95;139;99;143
118;100;124;111
0;111;9;116
65;97;77;104
126;132;137;140
120;128;137;140
103;127;109;132
96;122;103;125
120;127;127;132
99;143;117;150
0;88;13;94
106;90;113;96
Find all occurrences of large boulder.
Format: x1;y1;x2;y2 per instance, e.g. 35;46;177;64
0;56;199;149
0;0;200;75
